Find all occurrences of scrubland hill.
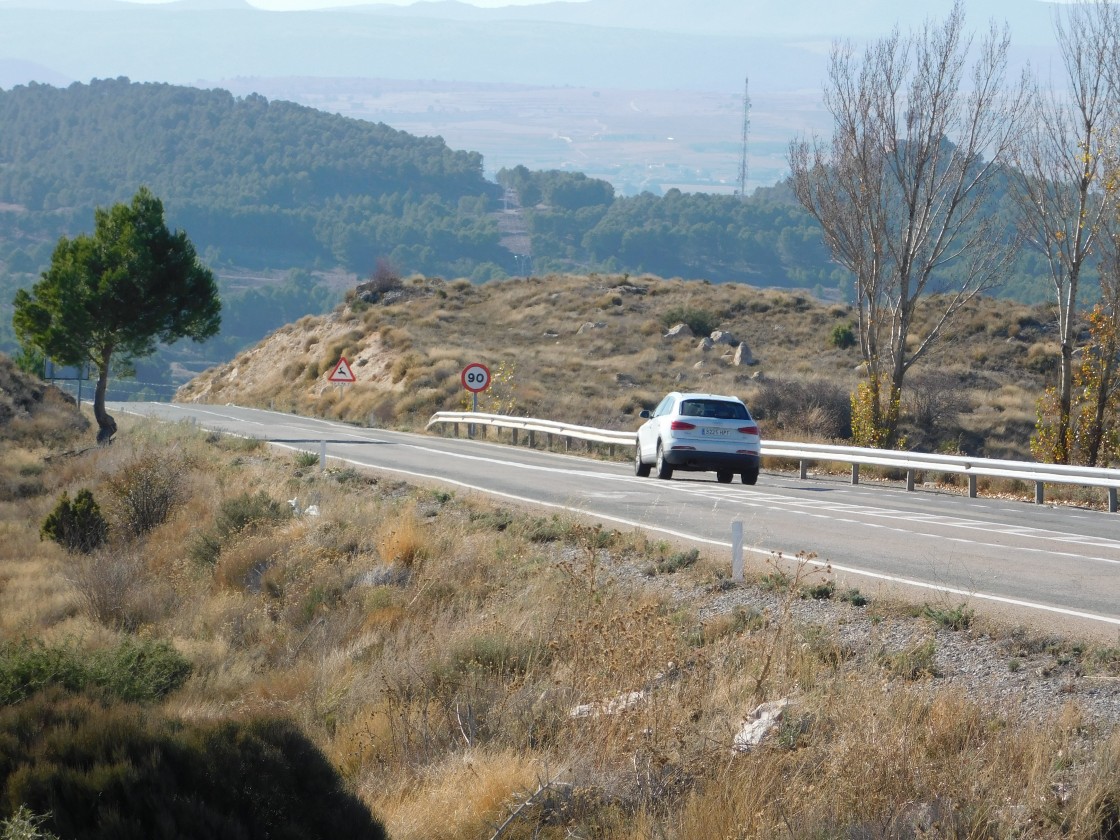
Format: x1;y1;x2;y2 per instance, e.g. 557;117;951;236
179;272;1057;460
6;326;1120;838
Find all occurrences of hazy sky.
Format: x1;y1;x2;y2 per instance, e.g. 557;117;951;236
121;0;565;7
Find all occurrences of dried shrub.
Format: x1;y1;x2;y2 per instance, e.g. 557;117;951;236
69;549;164;631
104;451;188;539
749;377;852;440
190;491;292;565
904;371;971;430
214;532;285;592
368;258;403;294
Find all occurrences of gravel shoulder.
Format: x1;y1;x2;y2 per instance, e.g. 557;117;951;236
605;543;1120;730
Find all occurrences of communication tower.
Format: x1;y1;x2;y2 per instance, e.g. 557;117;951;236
737;76;751;201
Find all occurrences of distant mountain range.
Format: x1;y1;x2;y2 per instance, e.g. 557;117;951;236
0;0;1062;94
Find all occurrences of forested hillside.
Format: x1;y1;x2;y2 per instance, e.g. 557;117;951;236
0;77;510;276
497;166;1055;305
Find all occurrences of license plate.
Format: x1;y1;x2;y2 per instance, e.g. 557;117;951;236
702;428;732;436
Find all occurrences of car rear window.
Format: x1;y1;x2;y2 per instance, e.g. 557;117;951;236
679;399;750;420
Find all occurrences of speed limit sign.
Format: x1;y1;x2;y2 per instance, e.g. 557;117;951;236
461;363;491;393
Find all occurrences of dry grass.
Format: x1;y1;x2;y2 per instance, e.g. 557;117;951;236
5;386;1120;837
177;274;1063;460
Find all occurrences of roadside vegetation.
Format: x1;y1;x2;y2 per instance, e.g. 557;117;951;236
5;361;1120;838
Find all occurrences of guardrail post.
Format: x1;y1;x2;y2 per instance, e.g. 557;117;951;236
906;469;915;492
799;460;808;480
968;475;977;498
1035;481;1045;505
528;430;536;448
851;464;860;485
452;423;459;438
565;437;571;452
1110;487;1118;513
512;428;519;446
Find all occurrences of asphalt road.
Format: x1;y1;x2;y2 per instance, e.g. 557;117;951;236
110;402;1120;637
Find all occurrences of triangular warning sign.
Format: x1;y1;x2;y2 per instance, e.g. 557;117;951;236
328;356;356;383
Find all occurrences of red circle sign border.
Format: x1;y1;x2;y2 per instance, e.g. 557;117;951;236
461;363;491;393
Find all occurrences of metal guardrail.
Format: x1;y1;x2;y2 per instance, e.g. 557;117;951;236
426;411;633;447
426;410;1120;512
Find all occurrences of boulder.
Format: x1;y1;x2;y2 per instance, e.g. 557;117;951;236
710;330;738;346
697;337;714;352
732;699;789;752
664;323;694;340
733;342;757;366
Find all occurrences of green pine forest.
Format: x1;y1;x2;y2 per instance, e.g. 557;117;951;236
0;78;1059;393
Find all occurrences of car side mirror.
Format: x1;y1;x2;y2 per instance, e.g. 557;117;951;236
639;409;651;419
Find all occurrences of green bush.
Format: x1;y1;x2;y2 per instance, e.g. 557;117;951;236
651;548;700;575
84;638;192;704
880;638;939;680
659;306;716;337
520;515;570;543
829;322;857;349
803;580;835;600
0;638;190;706
923;603;974;631
0;696;387;839
0;640;87;705
39;489;107;554
839;588;868;607
293;450;319;468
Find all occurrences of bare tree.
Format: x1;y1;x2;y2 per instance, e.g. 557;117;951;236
789;0;1025;447
1011;0;1118;463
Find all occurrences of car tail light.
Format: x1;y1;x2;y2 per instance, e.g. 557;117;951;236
670;420;696;431
738;425;759;435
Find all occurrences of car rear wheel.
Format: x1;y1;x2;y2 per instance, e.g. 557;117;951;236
716;471;733;484
741;467;759;486
655;443;674;479
634;440;651;477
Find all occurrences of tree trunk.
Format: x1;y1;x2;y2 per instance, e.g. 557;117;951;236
1056;341;1074;464
1087;339;1118;467
93;348;116;444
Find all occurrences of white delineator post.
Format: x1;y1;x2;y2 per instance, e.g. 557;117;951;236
731;519;744;582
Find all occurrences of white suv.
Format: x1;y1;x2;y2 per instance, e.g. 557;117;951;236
634;392;761;484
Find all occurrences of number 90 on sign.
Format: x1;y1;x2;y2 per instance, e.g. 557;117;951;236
461;363;491;393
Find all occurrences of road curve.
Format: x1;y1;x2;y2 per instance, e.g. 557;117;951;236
111;402;1120;637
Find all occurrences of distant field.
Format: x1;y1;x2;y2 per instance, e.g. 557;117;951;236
212;77;833;196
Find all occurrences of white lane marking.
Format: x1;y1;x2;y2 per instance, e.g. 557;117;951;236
284;443;1120;630
672;484;1120;557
